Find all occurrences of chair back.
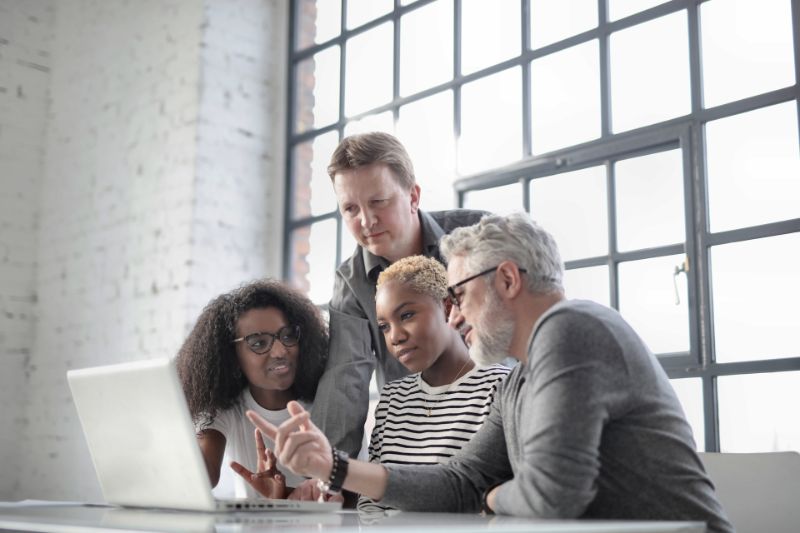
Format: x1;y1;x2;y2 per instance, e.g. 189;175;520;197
699;451;800;533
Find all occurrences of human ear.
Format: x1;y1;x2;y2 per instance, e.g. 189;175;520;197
409;184;421;213
495;261;523;298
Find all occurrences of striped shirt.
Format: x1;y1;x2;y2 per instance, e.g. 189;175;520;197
359;364;510;512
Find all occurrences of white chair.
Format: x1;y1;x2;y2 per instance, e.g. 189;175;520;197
699;451;800;533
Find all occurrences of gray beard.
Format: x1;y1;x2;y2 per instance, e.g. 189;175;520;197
469;289;515;366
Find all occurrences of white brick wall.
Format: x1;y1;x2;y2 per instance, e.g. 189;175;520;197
0;0;287;501
0;0;54;500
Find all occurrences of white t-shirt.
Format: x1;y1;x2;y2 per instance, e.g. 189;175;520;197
205;389;309;498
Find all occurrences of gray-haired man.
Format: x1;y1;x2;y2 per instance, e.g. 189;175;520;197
248;213;733;532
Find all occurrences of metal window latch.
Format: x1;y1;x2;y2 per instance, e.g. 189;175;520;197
673;256;689;305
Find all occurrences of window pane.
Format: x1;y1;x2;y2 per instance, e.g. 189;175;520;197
669;378;704;451
610;12;690;132
345;22;393;117
700;0;795;108
461;0;520;75
615;149;685;252
347;0;393;29
459;67;522;175
618;253;689;354
340;220;359;263
705;102;800;233
563;265;610;307
295;45;340;134
607;0;667;22
463;183;524;215
292;132;339;218
711;233;800;364
397;91;457;212
296;0;341;49
719;372;800;453
344;111;394;137
531;40;600;154
400;0;453;97
289;220;337;305
530;0;597;48
530;166;608;261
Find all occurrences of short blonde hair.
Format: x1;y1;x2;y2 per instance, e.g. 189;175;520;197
376;255;448;301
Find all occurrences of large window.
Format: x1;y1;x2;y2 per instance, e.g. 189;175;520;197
286;0;800;453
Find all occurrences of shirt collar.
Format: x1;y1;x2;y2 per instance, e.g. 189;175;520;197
363;209;445;281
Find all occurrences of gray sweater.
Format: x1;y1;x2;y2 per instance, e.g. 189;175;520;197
381;299;733;533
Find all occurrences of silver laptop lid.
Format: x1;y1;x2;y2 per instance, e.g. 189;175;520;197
68;358;219;511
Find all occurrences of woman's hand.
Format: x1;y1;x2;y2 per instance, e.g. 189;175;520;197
246;401;333;482
229;428;287;499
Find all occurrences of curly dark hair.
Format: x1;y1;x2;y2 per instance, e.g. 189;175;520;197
176;279;328;425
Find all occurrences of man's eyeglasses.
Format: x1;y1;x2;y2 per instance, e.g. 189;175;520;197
447;266;528;308
232;325;301;355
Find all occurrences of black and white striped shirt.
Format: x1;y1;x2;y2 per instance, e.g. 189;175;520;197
359;364;510;511
368;363;510;465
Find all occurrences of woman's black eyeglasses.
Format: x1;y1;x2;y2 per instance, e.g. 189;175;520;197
232;325;301;355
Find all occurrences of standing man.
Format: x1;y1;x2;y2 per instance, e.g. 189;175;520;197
311;132;486;457
248;213;733;532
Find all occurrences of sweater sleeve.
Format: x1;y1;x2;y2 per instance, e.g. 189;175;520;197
493;311;625;517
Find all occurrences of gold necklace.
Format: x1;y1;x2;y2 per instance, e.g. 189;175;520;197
422;358;473;417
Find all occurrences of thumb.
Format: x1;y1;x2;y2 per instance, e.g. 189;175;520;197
286;400;307;416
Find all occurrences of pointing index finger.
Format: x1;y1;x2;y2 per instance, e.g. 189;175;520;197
246;410;278;442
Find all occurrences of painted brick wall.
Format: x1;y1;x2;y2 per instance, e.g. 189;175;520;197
0;0;54;499
3;0;286;501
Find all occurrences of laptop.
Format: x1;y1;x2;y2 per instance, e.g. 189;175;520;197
67;358;341;513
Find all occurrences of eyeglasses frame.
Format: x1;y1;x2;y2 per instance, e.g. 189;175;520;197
447;265;528;308
232;324;301;355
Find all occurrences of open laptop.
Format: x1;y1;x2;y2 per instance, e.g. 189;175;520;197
67;358;341;513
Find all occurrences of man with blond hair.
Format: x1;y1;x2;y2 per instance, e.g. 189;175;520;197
311;132;485;457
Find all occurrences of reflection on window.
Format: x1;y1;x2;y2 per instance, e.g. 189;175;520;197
607;0;668;22
700;0;795;108
292;131;339;218
459;67;522;175
531;40;600;154
563;265;610;307
610;11;690;132
345;22;393;117
347;0;393;29
530;166;608;261
461;0;520;75
669;378;705;451
290;219;337;305
615;149;685;251
530;0;597;48
397;91;456;212
462;183;523;215
295;46;340;133
711;233;800;364
400;0;453;97
705;102;800;233
719;372;800;453
618;253;689;354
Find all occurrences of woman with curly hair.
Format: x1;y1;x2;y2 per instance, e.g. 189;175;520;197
176;279;330;501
